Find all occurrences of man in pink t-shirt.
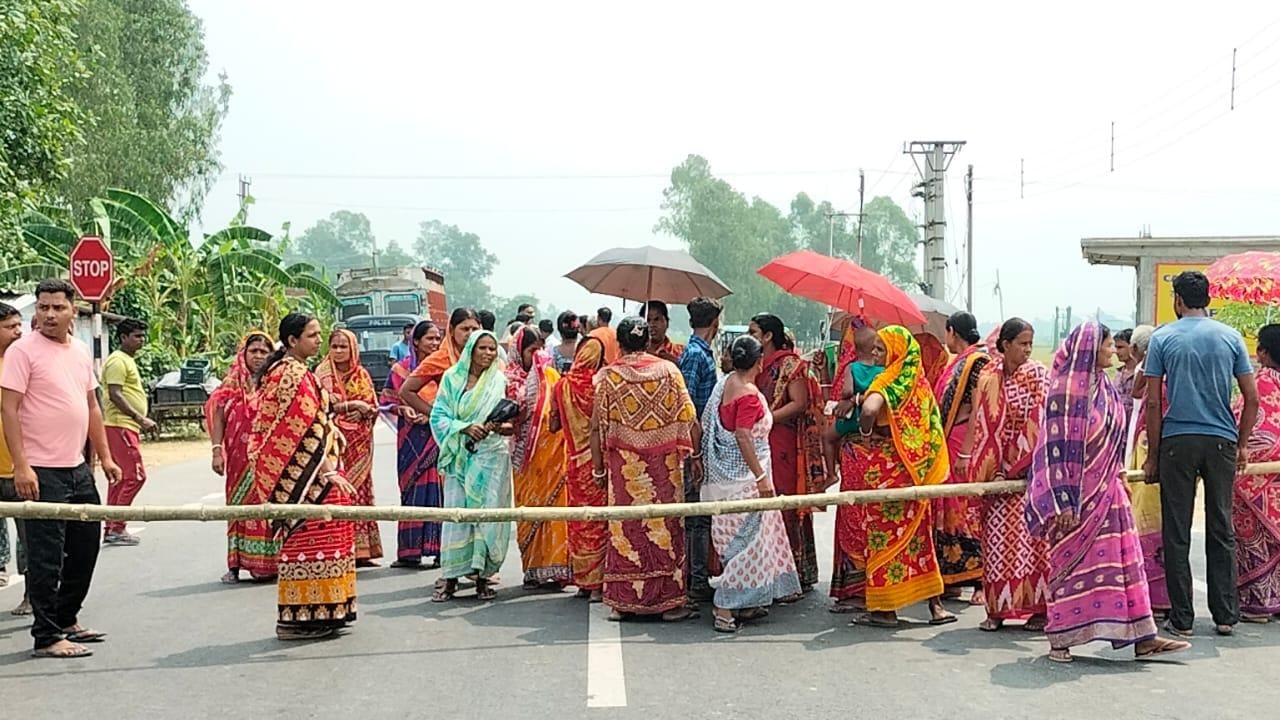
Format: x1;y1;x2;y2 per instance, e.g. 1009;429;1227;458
0;279;121;659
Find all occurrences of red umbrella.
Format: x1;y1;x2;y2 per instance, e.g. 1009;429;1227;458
1207;251;1280;305
758;250;926;326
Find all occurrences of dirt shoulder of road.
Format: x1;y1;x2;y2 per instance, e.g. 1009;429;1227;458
142;438;211;468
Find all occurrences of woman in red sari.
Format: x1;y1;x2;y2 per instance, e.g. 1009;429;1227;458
315;328;383;566
1235;324;1280;622
252;313;358;641
550;336;607;601
750;313;827;593
957;318;1050;632
932;312;989;599
829;320;875;611
208;331;277;584
850;326;953;627
591;317;701;621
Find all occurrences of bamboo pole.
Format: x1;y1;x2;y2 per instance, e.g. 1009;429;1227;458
2;462;1277;524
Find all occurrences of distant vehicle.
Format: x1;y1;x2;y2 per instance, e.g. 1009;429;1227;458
335;266;448;391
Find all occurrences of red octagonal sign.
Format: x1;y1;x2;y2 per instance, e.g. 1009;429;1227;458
69;236;114;302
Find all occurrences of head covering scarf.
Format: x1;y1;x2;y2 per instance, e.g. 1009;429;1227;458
431;331;508;480
504;327;547;401
914;333;950;387
203;330;272;435
866;326;949;487
1026;322;1118;536
314;328;377;434
830;316;870;401
411;316;471;404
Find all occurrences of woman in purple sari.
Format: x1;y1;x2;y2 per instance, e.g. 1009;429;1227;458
384;321;445;568
1028;322;1190;663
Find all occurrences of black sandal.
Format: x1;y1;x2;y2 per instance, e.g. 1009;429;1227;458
476;579;497;601
431;578;458;603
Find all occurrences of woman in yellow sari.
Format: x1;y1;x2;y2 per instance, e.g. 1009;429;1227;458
315;328;383;565
850;326;953;628
507;325;571;589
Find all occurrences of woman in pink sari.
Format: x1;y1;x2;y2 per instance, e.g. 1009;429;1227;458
932;312;988;597
1028;322;1189;663
1235;324;1280;622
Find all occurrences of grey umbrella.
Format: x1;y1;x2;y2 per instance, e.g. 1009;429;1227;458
564;245;732;303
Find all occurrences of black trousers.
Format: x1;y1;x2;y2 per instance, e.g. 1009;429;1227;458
25;464;101;648
684;461;711;595
1159;434;1239;630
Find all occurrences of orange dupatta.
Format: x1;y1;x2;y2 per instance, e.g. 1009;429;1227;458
409;324;466;405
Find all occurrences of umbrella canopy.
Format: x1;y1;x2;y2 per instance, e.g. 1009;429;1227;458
758;250;925;326
1207;251;1280;305
905;293;961;339
564;246;732;303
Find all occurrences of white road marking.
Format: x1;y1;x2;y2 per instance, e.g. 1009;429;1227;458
126;524;146;535
586;605;627;708
1193;578;1209;593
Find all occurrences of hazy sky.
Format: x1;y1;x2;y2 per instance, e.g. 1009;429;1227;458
188;0;1280;326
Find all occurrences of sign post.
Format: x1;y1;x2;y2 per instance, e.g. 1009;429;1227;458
69;236;114;372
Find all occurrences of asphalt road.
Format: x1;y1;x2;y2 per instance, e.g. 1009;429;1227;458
2;425;1277;719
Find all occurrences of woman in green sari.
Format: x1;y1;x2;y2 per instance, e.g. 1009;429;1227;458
429;331;515;602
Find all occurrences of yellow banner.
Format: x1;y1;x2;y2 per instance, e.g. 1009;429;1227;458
1154;262;1256;353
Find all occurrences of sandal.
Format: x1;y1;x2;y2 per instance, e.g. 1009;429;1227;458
1162;620;1193;638
276;626;335;641
1048;648;1073;664
1241;613;1271;624
930;612;958;626
63;627;107;643
607;610;630;622
32;641;92;659
714;614;738;633
1024;615;1047;633
431;579;458;603
851;612;900;629
1215;624;1234;637
476;579;497;601
777;592;804;605
1136;637;1191;659
661;606;699;622
220;570;240;585
829;599;865;614
978;618;1004;632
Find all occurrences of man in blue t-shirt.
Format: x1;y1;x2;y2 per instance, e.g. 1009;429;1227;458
676;296;722;602
1143;270;1258;637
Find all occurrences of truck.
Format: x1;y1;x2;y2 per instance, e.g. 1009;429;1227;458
335;266;448;390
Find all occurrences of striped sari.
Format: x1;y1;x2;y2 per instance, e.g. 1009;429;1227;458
969;352;1050;621
857;326;948;611
387;355;443;563
431;331;513;581
550;338;607;591
315;328;383;562
206;332;279;579
932;343;989;586
1029;322;1156;649
253;357;357;631
508;329;571;586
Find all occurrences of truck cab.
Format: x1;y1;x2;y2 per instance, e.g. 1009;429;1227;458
340;313;420;391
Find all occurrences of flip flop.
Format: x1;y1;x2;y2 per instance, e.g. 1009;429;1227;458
1162;620;1194;638
32;643;92;659
1136;638;1191;660
929;613;958;626
851;613;900;629
828;602;865;614
64;629;107;643
1048;649;1074;664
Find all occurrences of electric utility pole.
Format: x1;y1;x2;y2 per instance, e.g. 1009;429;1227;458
905;141;965;300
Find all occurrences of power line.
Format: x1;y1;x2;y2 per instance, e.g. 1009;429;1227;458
249;166;916;182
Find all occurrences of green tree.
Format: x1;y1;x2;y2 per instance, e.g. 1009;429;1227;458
494;294;541;325
0;0;88;259
378;238;415;268
54;0;230;222
858;196;921;288
287;210;377;274
414;220;497;310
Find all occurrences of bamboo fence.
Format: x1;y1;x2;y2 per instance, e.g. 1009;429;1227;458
2;461;1277;524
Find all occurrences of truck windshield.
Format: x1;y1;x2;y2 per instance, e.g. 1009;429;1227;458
351;328;402;352
341;297;373;321
385;293;420;316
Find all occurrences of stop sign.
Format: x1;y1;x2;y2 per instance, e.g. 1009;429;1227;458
69;236;114;302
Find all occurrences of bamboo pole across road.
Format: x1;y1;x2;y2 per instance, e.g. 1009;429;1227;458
2;462;1278;524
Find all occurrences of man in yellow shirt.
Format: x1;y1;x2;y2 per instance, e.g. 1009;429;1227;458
0;301;31;614
101;318;155;546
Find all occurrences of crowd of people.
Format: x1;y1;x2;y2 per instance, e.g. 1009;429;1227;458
0;270;1275;664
